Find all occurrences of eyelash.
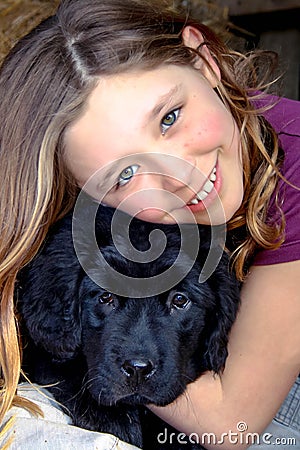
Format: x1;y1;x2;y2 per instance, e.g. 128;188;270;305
117;164;140;188
160;107;181;135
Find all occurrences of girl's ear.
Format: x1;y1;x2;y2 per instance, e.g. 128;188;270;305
182;26;221;87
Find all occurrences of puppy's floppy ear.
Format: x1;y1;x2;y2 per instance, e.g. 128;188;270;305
17;213;82;361
204;253;240;373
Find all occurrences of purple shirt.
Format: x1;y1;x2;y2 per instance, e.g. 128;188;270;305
251;94;300;265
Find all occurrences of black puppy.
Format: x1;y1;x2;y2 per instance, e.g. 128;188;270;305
17;198;240;449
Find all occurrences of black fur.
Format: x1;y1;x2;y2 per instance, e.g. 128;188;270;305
17;199;240;450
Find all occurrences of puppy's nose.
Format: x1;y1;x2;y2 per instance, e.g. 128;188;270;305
121;359;155;383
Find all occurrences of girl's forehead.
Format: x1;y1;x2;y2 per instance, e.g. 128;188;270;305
69;64;202;132
67;66;185;138
90;65;185;103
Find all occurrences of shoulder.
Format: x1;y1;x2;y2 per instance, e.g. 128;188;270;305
252;93;300;138
252;95;300;266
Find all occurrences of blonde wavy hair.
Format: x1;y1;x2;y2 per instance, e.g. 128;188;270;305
0;0;283;434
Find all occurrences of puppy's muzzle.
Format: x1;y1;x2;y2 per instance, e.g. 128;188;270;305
121;358;156;385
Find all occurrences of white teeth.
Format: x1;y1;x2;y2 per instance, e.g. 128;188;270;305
203;179;214;192
197;190;208;201
210;172;217;182
188;165;217;206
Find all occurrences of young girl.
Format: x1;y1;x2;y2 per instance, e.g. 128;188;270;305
0;0;299;448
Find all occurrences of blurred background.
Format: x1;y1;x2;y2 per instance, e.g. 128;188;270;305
214;0;300;100
0;0;299;99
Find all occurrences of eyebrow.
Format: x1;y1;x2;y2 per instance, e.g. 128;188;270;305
147;84;182;123
96;163;121;193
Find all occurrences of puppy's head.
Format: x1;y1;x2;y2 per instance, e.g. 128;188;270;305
79;242;239;407
17;200;240;406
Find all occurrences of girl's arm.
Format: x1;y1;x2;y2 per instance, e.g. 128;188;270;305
149;260;300;449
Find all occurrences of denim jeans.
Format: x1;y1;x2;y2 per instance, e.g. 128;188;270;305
249;376;300;449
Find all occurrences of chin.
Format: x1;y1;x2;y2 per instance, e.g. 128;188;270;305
195;201;242;226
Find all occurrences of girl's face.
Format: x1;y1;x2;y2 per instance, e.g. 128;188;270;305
65;64;243;225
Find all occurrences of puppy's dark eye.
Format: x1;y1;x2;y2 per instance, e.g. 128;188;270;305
171;293;190;309
98;292;114;305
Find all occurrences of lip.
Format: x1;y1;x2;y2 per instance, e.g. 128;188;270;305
186;162;221;213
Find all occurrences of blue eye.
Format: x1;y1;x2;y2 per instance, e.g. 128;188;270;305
117;164;139;187
161;108;180;135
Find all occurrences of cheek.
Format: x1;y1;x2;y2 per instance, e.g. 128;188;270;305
135;208;169;223
207;108;236;143
184;107;233;151
108;193;173;223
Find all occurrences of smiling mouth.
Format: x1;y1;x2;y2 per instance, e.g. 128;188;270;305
187;165;217;205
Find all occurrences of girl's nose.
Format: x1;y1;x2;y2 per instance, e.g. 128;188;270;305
144;153;198;194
